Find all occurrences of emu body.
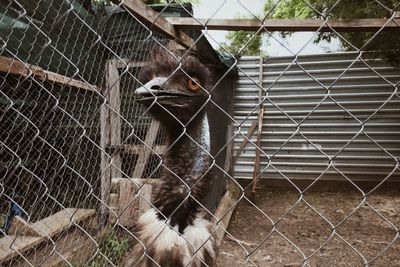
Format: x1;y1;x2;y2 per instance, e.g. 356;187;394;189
132;44;216;267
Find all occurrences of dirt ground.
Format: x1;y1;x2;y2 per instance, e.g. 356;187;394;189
217;183;400;267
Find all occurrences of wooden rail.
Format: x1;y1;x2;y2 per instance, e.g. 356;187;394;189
167;17;400;32
114;0;194;48
0;56;99;92
251;57;265;200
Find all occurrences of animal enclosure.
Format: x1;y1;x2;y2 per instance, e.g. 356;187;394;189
0;0;399;266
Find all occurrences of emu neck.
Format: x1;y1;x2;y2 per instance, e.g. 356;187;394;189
153;112;212;232
165;113;211;175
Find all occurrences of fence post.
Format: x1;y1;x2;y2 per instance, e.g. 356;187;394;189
100;60;121;225
251;57;265;201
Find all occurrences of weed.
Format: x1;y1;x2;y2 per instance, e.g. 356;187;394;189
88;226;131;267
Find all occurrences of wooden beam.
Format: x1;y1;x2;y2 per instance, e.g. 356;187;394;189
132;119;161;179
115;178;138;226
107;61;122;180
110;178;162;227
212;190;236;248
33;209;95;237
251;57;265;201
167;17;400;32
21;228;97;267
0;209;95;263
113;60;145;70
115;0;194;49
232;119;257;165
108;144;166;155
111;177;162;189
0;56;99;92
100;60;122;225
0;235;43;263
125;144;165;155
7;216;41;237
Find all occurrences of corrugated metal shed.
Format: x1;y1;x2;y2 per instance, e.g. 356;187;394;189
233;52;400;182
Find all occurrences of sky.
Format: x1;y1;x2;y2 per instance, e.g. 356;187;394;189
191;0;341;56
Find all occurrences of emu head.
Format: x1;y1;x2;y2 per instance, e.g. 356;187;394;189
135;43;211;129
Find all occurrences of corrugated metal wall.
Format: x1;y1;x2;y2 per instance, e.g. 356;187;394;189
233;52;400;182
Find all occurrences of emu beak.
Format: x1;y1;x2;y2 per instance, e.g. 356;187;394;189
135;77;168;98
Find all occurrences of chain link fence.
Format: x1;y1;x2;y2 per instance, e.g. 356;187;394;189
0;0;399;266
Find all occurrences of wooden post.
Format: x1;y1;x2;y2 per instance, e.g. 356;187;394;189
111;178;161;227
251;57;265;202
108;62;122;180
100;60;121;224
224;123;233;174
132;119;160;179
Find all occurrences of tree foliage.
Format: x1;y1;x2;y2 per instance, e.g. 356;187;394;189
221;0;400;63
266;0;400;66
91;0;200;6
144;0;200;4
219;30;262;56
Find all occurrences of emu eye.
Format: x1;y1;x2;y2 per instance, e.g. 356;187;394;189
187;77;201;92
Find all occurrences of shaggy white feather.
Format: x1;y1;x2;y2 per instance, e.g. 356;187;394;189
184;217;215;259
138;209;214;266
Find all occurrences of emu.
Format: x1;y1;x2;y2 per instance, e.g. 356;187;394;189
132;42;216;267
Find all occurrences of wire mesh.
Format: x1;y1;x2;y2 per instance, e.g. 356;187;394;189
0;0;399;267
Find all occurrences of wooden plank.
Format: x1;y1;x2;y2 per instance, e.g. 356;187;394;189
7;216;41;237
33;209;95;237
251;58;265;200
110;193;119;209
20;228;97;267
112;178;161;227
137;183;153;217
0;209;95;263
100;85;111;225
0;56;99;92
113;0;194;49
167;17;400;32
112;177;161;188
100;60;122;224
111;59;145;70
212;191;236;248
132;119;161;179
114;144;166;156
224;123;234;173
116;178;138;227
108;61;122;179
0;235;43;263
232;119;257;165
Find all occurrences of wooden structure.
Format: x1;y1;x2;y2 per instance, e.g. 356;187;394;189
0;56;100;93
112;0;194;49
109;178;159;226
0;209;96;265
167;17;400;32
1;1;236;265
114;1;399;53
100;58;166;224
100;60;122;224
4;1;398;265
0;56;99;265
